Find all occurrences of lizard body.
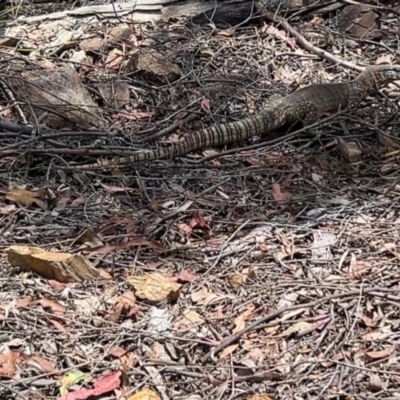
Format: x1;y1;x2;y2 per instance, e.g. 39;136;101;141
67;65;400;171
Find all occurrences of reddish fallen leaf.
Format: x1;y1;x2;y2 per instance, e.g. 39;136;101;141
37;298;65;315
219;344;239;359
177;269;197;283
266;25;296;49
99;215;136;235
109;347;128;358
0;351;21;378
365;347;394;361
272;183;291;204
177;223;192;234
362;314;375;327
57;370;122;400
362;331;388;341
189;212;208;230
49;319;67;333
200;97;211;113
28;355;57;373
47;280;68;292
16;297;33;308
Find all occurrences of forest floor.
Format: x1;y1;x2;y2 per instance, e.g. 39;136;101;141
1;2;400;399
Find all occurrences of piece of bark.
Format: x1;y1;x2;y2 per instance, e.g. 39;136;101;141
9;66;104;129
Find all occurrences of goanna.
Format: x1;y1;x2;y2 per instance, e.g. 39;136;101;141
66;64;400;171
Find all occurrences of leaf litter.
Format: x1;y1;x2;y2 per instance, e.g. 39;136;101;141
2;3;400;400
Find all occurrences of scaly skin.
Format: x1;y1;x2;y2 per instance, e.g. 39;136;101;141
66;64;400;171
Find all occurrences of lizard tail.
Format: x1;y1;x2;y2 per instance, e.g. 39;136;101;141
69;114;272;170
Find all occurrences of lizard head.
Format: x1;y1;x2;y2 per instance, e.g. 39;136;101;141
355;64;400;94
373;64;400;86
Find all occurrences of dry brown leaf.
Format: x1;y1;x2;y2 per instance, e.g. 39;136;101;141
6;188;48;210
362;331;388;341
280;321;317;337
127;273;181;303
28;355;57;373
365;347;394;361
228;274;245;288
177;223;192;234
272;183;291;204
129;49;181;83
128;388;160;400
362;314;375;327
109;346;128;358
232;313;246;334
104;49;124;70
49;319;67;333
266;25;296;49
7;245;111;283
37;298;65;315
219;344;239;359
369;373;383;392
248;348;266;364
247;396;273;400
177;269;197;283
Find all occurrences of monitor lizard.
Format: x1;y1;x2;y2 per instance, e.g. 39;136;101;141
65;64;400;171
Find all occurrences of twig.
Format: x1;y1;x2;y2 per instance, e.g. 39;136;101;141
200;287;389;363
256;5;365;72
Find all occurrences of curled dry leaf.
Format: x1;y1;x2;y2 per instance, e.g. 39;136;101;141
127;273;181;303
219;343;239;359
369;373;383;392
272;183;291;205
6;188;48;210
37;298;65;315
6;245;111;283
228;274;245;288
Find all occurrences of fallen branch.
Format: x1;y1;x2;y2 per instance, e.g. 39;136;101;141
257;5;365;72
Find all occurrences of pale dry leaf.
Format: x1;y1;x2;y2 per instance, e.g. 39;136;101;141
232;313;246;334
369;373;383;392
219;344;239;359
37;298;65;315
362;331;388;341
365;347;394;361
6;188;48;210
127;273;181;303
6;245;111;283
182;310;204;324
247;394;273;400
375;54;394;65
271;183;291;204
0;204;17;215
280;321;317;337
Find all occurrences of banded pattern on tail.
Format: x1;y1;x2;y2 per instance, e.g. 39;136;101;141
64;64;400;171
68;113;273;170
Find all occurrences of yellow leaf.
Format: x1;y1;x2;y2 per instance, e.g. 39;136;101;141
128;273;181;303
60;370;87;396
128;388;160;400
